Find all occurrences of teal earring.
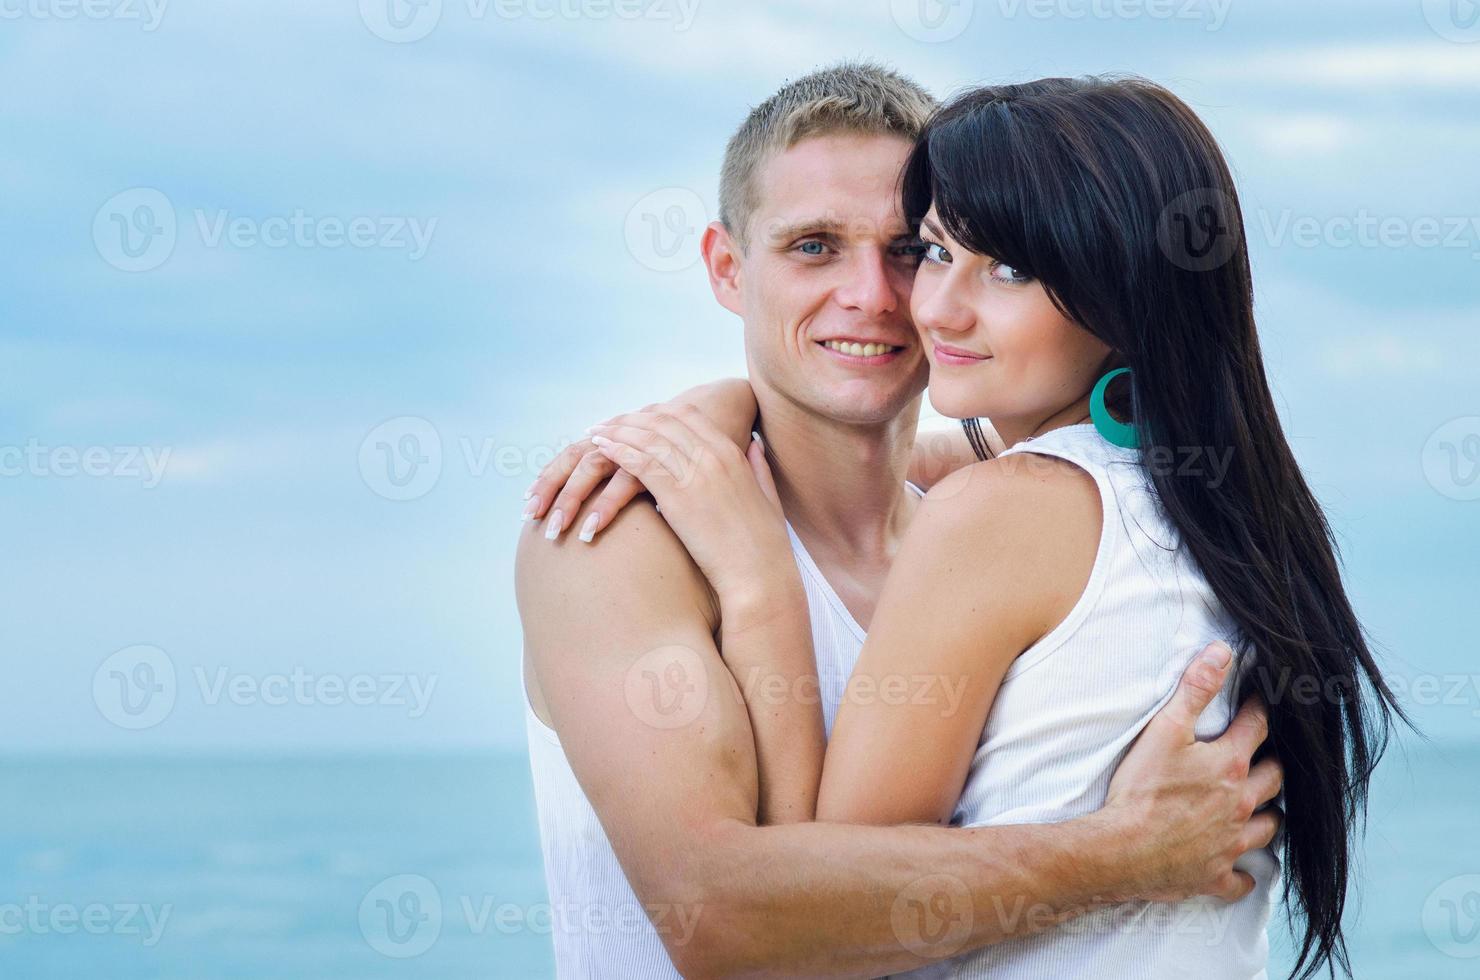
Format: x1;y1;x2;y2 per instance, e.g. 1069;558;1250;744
1090;367;1139;449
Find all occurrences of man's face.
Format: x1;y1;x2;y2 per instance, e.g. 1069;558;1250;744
723;133;928;425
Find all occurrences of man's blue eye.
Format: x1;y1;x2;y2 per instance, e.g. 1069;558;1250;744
799;241;826;255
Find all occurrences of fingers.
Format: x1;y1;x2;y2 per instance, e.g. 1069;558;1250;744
1210;870;1256;903
591;428;694;486
666;402;749;455
594;407;747;466
524;440;592;521
579;470;647;542
591;434;687;487
1222;696;1271;761
1148;642;1234;745
1246;757;1284;809
542;450;618;539
746;434;780;509
591;412;702;459
1240;806;1282;854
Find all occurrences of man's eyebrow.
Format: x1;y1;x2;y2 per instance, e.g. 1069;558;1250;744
762;216;916;246
762;216;848;243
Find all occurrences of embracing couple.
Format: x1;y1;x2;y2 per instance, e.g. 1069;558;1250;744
516;63;1400;979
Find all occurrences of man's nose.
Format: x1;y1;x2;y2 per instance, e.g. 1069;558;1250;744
834;248;900;317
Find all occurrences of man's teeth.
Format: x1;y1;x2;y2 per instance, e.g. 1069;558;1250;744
824;340;896;357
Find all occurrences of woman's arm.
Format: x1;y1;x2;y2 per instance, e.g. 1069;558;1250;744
818;453;1103;825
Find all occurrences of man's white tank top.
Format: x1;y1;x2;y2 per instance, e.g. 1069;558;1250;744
903;424;1277;980
523;486;921;978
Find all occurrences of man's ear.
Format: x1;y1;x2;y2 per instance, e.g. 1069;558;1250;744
702;221;744;317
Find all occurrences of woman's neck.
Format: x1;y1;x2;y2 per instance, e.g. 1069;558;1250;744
991;395;1095;450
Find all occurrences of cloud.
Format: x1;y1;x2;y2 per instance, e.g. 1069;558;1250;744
1205;41;1480;89
1319;332;1446;379
1245;112;1361;155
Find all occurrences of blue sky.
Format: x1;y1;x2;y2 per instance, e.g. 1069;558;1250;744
2;0;1477;754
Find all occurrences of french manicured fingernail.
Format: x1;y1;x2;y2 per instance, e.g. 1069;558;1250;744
752;430;765;450
544;509;564;540
1200;643;1232;668
584;425;603;436
522;483;535;500
591;435;611;447
578;513;599;543
521;498;539;521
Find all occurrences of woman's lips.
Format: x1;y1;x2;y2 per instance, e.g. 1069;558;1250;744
932;342;991;366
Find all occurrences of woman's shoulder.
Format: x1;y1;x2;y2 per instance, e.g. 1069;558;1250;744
919;450;1102;571
925;445;1100;520
910;446;1104;649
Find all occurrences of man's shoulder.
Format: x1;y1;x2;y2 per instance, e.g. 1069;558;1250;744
514;489;718;632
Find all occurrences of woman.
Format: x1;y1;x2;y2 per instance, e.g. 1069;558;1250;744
534;77;1402;978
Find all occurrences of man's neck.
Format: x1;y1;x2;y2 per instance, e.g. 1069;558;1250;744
754;386;921;560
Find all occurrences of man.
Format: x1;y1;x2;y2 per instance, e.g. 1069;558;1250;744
516;62;1280;978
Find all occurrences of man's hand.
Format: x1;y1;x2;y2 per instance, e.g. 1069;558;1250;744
1101;641;1283;903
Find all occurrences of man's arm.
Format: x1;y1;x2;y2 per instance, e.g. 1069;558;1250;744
517;494;1280;979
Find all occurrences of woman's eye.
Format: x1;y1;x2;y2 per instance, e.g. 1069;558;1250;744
922;242;951;265
990;261;1033;284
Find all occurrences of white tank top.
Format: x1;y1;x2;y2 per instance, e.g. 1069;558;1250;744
524;485;922;978
902;424;1278;980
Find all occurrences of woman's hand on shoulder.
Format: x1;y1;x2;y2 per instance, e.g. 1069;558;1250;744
522;378;757;542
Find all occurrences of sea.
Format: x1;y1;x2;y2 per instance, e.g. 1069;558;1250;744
2;738;1476;978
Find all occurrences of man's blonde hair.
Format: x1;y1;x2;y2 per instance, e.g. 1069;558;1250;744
719;61;937;249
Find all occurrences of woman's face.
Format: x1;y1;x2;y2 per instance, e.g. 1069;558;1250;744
910;206;1113;434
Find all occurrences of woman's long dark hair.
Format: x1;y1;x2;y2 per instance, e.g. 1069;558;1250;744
902;77;1406;978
